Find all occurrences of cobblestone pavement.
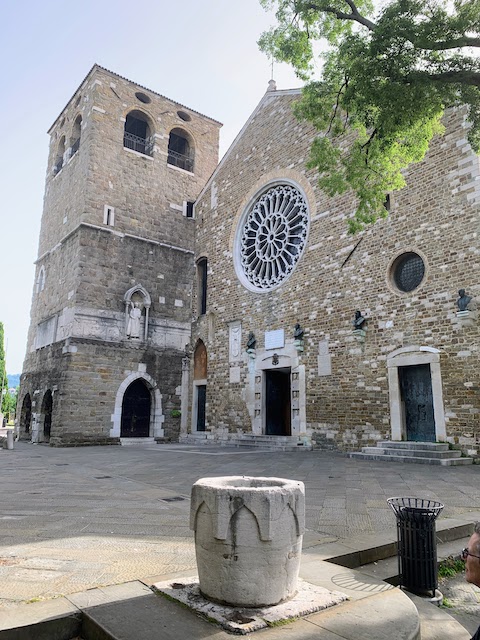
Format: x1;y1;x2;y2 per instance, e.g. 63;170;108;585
1;442;480;609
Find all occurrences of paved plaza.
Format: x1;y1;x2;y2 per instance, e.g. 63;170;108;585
1;442;480;611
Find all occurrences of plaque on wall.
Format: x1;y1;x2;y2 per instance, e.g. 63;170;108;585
229;366;241;383
229;321;242;362
318;340;332;376
265;329;285;350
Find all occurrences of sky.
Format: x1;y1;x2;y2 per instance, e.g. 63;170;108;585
0;0;302;374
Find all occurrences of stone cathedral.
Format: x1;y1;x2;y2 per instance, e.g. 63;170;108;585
18;65;480;458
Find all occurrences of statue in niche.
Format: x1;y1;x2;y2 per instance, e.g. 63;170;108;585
246;331;256;351
456;289;472;312
126;301;142;339
294;323;304;340
352;310;366;330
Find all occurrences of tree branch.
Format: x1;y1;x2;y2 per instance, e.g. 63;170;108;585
414;36;480;50
328;78;348;133
302;1;376;31
409;69;480;87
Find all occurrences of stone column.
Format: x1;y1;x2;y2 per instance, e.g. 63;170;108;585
190;476;305;607
180;357;190;436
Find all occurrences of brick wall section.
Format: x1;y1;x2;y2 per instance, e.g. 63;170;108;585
192;90;479;451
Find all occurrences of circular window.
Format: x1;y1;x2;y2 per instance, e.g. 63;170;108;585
177;110;191;122
392;252;425;292
235;183;309;292
135;92;151;104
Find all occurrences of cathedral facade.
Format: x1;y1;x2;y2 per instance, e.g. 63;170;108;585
18;68;479;454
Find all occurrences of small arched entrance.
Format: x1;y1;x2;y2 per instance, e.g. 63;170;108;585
20;394;32;435
42;390;53;443
192;340;207;432
120;379;151;437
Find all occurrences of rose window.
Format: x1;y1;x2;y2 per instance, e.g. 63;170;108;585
238;184;309;291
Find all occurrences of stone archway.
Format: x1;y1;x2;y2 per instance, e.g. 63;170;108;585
39;390;53;443
192;340;207;432
20;393;32;436
110;372;164;440
387;346;446;442
120;379;151;437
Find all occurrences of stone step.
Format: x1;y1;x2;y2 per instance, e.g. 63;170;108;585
348;452;473;466
362;446;462;459
119;437;155;446
376;441;450;451
180;433;312;451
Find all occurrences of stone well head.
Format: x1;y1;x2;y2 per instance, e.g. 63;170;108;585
190;476;305;608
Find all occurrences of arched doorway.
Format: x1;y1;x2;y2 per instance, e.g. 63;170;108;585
42;390;53;443
20;394;32;435
193;340;207;432
120;379;151;437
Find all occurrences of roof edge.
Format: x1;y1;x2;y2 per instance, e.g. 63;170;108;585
195;87;302;204
47;64;223;134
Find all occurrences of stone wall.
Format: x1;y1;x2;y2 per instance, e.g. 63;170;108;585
191;89;480;452
19;65;220;445
19;340;184;445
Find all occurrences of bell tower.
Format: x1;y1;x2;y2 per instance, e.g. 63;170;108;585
18;65;221;445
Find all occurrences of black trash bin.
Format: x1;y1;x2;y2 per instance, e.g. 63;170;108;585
387;497;444;597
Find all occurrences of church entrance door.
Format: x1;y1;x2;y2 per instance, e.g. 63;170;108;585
121;379;151;437
399;364;435;442
265;369;291;436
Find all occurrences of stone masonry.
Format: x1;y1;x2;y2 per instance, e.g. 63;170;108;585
189;86;479;453
18;68;479;453
18;65;221;445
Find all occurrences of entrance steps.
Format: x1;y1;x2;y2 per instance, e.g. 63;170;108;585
349;441;473;466
120;437;155;446
179;433;312;451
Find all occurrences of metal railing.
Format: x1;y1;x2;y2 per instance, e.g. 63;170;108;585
123;131;154;157
167;149;194;172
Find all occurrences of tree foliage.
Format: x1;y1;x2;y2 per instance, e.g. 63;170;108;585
259;0;480;231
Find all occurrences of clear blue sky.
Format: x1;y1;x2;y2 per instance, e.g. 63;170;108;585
1;0;301;373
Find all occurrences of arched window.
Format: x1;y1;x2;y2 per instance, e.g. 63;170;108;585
70;115;82;157
193;340;207;432
168;128;194;172
36;265;46;293
197;258;207;316
54;136;65;174
123;110;154;156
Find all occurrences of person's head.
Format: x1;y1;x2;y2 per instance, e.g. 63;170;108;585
464;522;480;587
459;289;465;297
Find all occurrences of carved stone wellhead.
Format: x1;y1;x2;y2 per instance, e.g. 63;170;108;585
190;476;305;607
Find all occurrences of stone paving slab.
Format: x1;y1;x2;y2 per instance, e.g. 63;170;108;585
1;442;480;609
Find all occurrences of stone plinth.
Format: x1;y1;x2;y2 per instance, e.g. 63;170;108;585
190;476;305;607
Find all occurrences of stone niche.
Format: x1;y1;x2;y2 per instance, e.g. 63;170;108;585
190;476;305;607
